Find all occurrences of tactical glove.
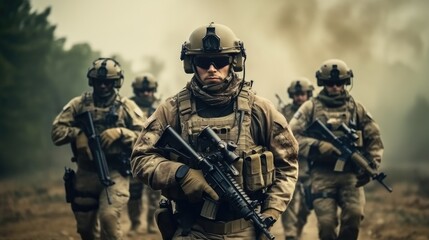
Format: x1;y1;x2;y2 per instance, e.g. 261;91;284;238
317;141;341;157
76;131;93;160
258;208;281;240
355;172;371;188
178;168;219;202
261;208;281;222
100;128;122;148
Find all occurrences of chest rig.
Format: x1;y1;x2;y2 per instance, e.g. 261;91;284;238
311;97;363;148
178;88;256;155
177;87;257;184
77;92;127;155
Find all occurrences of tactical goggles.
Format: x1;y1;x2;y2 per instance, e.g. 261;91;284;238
324;80;345;87
193;55;232;69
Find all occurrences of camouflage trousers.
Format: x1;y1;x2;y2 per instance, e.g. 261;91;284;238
311;168;365;240
128;177;161;233
281;180;312;238
72;168;130;240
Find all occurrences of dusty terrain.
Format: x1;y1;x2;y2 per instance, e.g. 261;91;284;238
0;168;428;240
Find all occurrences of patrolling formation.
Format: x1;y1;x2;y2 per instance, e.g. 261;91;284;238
51;58;145;240
289;59;385;240
127;73;162;235
130;22;299;239
278;78;314;240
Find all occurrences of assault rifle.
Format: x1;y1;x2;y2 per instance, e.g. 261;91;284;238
75;111;115;204
155;125;276;240
305;119;392;192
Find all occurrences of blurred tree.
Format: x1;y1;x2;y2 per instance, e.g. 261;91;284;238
0;0;101;177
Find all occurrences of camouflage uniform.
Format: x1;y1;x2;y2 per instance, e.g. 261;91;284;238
128;94;161;234
131;22;298;240
280;103;300;122
280;103;312;240
131;80;298;239
289;89;384;240
52;58;145;240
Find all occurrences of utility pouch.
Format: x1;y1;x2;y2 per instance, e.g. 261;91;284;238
156;199;177;240
63;167;75;203
243;146;266;192
261;151;275;186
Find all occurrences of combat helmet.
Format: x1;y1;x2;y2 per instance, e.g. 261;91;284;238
180;22;246;73
287;77;315;98
87;58;124;88
132;73;158;93
315;59;353;86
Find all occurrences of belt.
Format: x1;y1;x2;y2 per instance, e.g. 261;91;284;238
196;217;253;235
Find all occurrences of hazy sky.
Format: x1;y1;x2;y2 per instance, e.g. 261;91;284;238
30;0;429;165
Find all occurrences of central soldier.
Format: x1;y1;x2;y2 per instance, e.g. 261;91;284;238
131;22;298;239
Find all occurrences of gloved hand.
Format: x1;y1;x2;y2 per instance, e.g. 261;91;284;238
100;128;122;148
317;141;341;157
76;131;93;160
355;172;371;188
179;168;219;202
258;208;281;240
261;208;281;222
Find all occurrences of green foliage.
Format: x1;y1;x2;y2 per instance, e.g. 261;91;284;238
0;0;100;177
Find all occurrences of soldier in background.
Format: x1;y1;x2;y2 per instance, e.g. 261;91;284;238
51;58;145;239
279;78;314;240
127;73;161;234
130;22;298;239
289;59;384;240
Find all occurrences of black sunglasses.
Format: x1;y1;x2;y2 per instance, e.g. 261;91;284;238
193;55;232;69
137;88;156;92
324;81;345;87
93;79;114;86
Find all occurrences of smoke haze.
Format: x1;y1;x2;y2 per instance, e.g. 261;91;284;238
30;0;429;167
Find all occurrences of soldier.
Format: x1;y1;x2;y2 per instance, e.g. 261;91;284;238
130;22;299;239
127;73;161;234
279;78;314;240
289;59;384;240
51;58;145;240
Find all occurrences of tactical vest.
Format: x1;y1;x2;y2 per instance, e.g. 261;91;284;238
176;87;277;222
311;96;363;147
78;92;128;156
281;103;299;122
177;87;267;190
130;96;156;119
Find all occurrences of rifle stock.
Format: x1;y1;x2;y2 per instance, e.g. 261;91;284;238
306;119;392;193
75;111;115;204
155;125;276;239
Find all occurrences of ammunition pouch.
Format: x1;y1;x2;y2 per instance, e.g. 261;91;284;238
243;146;275;192
156;199;178;240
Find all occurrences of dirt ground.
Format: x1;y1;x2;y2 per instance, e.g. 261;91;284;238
1;168;428;240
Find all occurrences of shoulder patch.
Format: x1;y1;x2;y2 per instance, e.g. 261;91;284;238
293;111;302;120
